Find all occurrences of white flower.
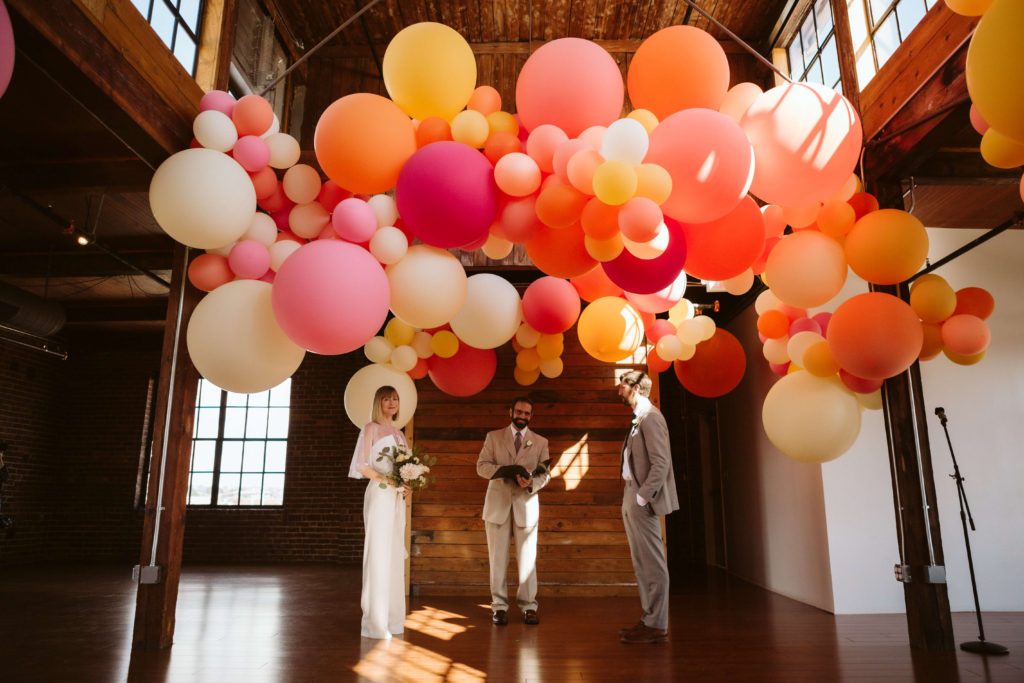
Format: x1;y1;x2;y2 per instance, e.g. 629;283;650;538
400;463;427;481
525;440;533;448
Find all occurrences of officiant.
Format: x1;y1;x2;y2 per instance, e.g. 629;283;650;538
475;396;551;627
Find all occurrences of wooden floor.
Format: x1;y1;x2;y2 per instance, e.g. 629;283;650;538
1;565;1021;682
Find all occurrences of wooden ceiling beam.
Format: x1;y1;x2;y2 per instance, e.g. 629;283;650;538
315;37;751;59
0;249;173;278
0;159;154;193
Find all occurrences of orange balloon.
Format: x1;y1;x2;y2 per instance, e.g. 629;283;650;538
909;274;956;323
487;111;519;136
188;253;234;292
827;292;924;380
757;310;790;339
584;233;625;262
467;85;501;115
940;314;990;355
416;116;453;147
845;209;928;285
919;322;943;361
535;183;588;228
953;287;995;319
576;296;645;362
673;329;746;398
566;149;604;195
847;192;879;220
803;341;840;377
942;347;986;366
525;222;597;279
570;265;622;302
817;199;856;238
580;197;622;240
314;93;417;194
483;130;522;165
627;25;730;119
232;94;274;136
682;196;766;281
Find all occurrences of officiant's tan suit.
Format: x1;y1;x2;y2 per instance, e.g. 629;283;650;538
476;399;550;621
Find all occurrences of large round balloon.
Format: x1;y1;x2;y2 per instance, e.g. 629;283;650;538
625;268;688;313
396;141;499;248
740;82;863;206
762;373;861;463
827;292;923;380
314;93;417;194
271;240;390;355
577;296;645;362
187;280;305;393
525;222;597;279
343;363;418;429
0;0;14;99
570;265;623;302
627;25;730;119
844;209;928;285
449;273;523;349
522;276;581;334
382;22;477;121
764;230;848;308
680;197;765;281
673;328;745;398
386;245;468;329
602;217;687;294
645;108;753;224
149;148;256;249
515;38;624;138
428;343;497;396
966;0;1024;143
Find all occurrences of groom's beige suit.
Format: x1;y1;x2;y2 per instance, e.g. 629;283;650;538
476;426;551;612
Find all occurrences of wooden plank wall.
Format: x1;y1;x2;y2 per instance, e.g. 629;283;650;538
410;333;647;598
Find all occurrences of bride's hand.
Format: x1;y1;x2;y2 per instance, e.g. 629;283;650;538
400;485;411;498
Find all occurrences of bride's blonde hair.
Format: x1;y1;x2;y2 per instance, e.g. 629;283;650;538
371;385;400;424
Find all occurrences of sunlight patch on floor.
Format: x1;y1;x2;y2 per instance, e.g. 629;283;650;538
354;637;486;682
405;605;473;641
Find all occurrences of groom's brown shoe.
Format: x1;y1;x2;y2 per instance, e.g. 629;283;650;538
492;610;508;626
620;624;668;644
523;609;539;625
619;621;644;637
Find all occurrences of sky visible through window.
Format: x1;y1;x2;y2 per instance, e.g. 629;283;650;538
129;0;204;75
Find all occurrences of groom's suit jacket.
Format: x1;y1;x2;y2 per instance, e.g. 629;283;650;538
476;427;551;527
622;406;679;517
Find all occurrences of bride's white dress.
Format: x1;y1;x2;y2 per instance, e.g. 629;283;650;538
358;432;408;639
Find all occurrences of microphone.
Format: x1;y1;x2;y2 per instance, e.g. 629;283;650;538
935;407;947;424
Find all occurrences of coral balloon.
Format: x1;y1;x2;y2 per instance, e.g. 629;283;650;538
397;141;498;248
845;209;928;285
762;373;861;463
525;222;597;279
416;116;453;147
515;38;624;138
966;0;1024;143
522;276;582;334
909;274;956;323
673;329;746;398
764;230;847;309
344;364;418;430
526;125;570;173
314;93;417;194
627;25;730;119
494;152;542;197
920;322;944;361
577;297;646;362
618;197;663;243
387;245;468;329
536;183;588;228
483;130;523;165
571;266;623;302
624;269;688;314
719;82;763;123
602;217;686;294
839;369;883;394
382;22;477;121
941;314;990;355
449;274;523;349
740;82;863;206
953;287;995;319
232;95;274;137
188;253;234;292
827;292;924;380
427;343;497;396
468;85;501;114
681;196;765;281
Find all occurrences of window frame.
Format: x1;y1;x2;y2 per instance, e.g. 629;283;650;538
129;0;207;76
781;0;843;93
860;0;939;73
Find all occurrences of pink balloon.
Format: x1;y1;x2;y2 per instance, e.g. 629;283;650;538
645;108;754;223
681;196;765;281
396;141;498;248
602;217;687;294
493;195;542;243
198;90;236;117
624;269;688;314
427;344;497;396
645;319;676;344
228;240;271;279
271;240;390;354
812;312;832;335
525;125;569;174
740;82;863;206
552;139;595;182
515;38;624;138
231;135;271;172
332;197;377;243
769;361;790;376
839;369;883;394
522;276;582;334
788;317;822;336
0;0;14;99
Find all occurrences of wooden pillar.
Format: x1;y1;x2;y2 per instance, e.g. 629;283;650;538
829;0;861;111
132;243;200;650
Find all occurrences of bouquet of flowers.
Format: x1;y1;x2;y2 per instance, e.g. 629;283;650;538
376;444;436;492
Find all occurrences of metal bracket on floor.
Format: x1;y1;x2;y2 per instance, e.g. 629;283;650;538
894;563;946;584
132;564;165;585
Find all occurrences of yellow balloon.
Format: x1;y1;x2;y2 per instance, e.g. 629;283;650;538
909;274;956;323
627;108;659;133
513;365;541;386
592;160;638;206
430;329;460;358
451;109;490;148
487;111;519;136
945;0;995;17
536;333;564;360
966;0;1024;143
633;164;673;205
844;209;928;285
516;347;541;371
803;340;839;378
577;296;645;362
584;233;625;262
942;347;987;365
979;127;1024;169
383;22;477;121
384;317;416;347
762;373;861;463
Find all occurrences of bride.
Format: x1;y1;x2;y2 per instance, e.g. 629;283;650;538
348;385;411;639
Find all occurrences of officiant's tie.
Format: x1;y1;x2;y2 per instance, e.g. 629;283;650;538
514;432;522;453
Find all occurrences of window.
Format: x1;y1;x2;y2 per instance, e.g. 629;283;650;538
848;0;940;86
785;0;843;93
130;0;206;76
187;378;291;506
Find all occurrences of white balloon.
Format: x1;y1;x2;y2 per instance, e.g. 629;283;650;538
186;280;305;393
450;274;523;349
265;132;301;169
724;268;754;295
207;242;236;258
150;148;256;249
243;212;279;246
601;117;650;166
368;194;399;228
343;364;418;430
268;240;301;271
369;226;408;265
655;334;682;361
386;245;467;329
364;335;393;364
193;110;238;152
754;289;783;315
389;344;418;372
762;337;790;365
694;315;717;341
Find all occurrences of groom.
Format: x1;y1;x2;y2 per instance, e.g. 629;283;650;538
476;396;551;626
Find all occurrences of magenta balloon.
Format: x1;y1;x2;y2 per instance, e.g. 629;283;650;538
396;141;498;248
645;108;753;224
515;38;624;138
231;135;271;172
625;268;688;313
228;240;271;279
522;276;582;334
427;343;497;396
332;197;377;243
0;0;13;99
601;218;687;294
271;240;390;355
199;90;236;116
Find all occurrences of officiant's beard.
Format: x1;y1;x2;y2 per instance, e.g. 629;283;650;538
512;416;530;430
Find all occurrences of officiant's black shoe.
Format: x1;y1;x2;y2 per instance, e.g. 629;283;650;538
492;610;508;626
620;624;668;644
523;609;539;625
619;621;644;637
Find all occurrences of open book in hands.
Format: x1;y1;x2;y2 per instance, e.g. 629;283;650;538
490;463;547;481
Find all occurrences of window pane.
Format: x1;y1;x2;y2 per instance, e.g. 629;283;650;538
856;50;877;88
149;0;175;46
266;442;287;472
895;0;927;40
868;0;892;25
239;473;263;505
226;391;249;407
194;407;220;439
820;38;841;90
805;57;824;85
130;0;152;20
189;472;213;505
217;472;241;505
243;441;266;472
848;0;870;46
874;13;901;68
267;407;290;438
800;19;817;70
814;0;833;45
173;27;196;74
788;39;805;79
245;408;269;438
223;407;247;438
247;390;269;408
268;379;291;406
179;0;202;30
198;379;222;407
263;474;285;505
221;441;243;472
191;440;216;472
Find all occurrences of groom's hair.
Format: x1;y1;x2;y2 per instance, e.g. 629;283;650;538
620;371;652;397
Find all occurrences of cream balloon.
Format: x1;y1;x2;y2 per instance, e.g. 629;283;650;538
369;226;409;265
363;335;393;364
693;314;716;341
343;363;418;430
655;334;683;361
411;331;434;358
186;280;305;393
754;289;783;315
539;356;564;378
449;273;523;349
386;245;468;328
724;269;754;295
268;240;301;271
515;321;541;348
676;318;704;345
667;298;695;325
762;337;790;365
482;233;514;260
389;344;418;372
243;212;279;246
762;372;861;463
368;194;399;228
265;133;301;169
193;110;238;152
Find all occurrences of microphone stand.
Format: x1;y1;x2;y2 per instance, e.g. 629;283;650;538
934;407;1008;655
